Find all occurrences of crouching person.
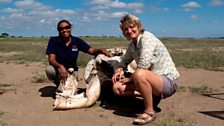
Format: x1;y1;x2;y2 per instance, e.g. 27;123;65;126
45;19;110;86
112;14;180;125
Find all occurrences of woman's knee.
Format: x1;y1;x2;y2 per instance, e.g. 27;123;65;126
45;65;58;80
132;69;148;81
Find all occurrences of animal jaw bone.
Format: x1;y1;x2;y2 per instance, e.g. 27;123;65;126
84;48;136;83
53;70;100;109
53;48;136;110
83;48;127;84
56;68;78;97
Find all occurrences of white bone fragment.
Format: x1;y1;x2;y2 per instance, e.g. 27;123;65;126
53;48;137;110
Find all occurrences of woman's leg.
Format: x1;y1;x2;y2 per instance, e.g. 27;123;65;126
112;69;163;102
45;65;60;85
131;69;163;124
132;69;163;113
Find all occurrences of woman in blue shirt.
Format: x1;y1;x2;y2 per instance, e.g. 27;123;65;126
46;20;110;85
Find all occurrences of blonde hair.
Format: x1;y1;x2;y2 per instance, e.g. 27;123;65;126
119;14;144;35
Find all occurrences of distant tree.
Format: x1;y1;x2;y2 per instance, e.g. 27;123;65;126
0;33;9;37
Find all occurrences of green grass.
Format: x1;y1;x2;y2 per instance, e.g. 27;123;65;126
176;85;187;92
189;85;213;94
171;49;224;71
76;52;94;67
1;37;224;71
0;83;13;88
177;85;214;95
0;83;14;95
0;41;47;64
155;115;193;126
0;37;49;42
0;112;4;117
32;75;49;83
0;111;7;126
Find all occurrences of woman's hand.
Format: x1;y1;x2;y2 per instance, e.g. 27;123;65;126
59;65;67;80
100;48;111;57
112;68;124;83
120;77;132;84
88;48;111;57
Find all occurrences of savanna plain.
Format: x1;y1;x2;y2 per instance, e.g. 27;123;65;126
0;37;224;126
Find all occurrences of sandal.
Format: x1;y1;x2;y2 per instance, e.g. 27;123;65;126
133;111;155;125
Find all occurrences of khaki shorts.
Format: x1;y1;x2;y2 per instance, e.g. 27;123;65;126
161;76;177;99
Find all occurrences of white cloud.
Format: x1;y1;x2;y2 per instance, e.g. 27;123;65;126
213;20;219;23
87;0;144;20
0;16;6;20
80;16;90;22
181;1;201;11
14;0;51;10
89;0;111;5
127;2;144;9
90;10;128;21
149;6;161;13
134;9;144;14
10;13;25;19
148;6;171;13
209;0;224;6
163;8;171;12
1;7;22;13
88;0;143;10
110;11;128;18
110;0;126;8
0;0;12;4
27;9;76;19
91;5;110;10
39;19;51;24
55;9;76;15
190;14;199;21
182;1;201;8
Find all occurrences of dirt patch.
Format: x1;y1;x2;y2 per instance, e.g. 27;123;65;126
212;47;224;52
0;63;223;126
0;52;23;57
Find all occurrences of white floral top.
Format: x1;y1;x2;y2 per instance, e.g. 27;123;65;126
119;31;180;81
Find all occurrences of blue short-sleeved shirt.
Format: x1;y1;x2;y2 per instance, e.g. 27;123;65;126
46;36;91;71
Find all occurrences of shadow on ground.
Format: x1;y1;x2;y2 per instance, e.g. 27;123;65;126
202;92;224;101
199;92;224;120
38;81;162;118
199;111;224;120
38;86;57;99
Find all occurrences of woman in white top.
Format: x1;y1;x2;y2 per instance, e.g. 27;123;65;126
112;14;180;125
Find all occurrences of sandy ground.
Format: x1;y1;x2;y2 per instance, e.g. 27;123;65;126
0;62;223;126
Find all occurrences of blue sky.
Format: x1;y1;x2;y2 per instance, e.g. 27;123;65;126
0;0;223;38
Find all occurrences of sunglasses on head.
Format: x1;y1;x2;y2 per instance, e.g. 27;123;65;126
58;25;71;31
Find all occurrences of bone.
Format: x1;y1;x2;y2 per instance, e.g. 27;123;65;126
56;68;78;97
53;48;137;110
53;73;100;109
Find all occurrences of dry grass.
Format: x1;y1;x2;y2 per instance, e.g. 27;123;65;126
0;37;224;71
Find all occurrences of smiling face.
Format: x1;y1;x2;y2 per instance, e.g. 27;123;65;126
57;21;72;38
121;21;140;41
119;14;144;41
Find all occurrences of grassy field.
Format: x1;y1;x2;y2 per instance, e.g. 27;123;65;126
0;37;224;71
